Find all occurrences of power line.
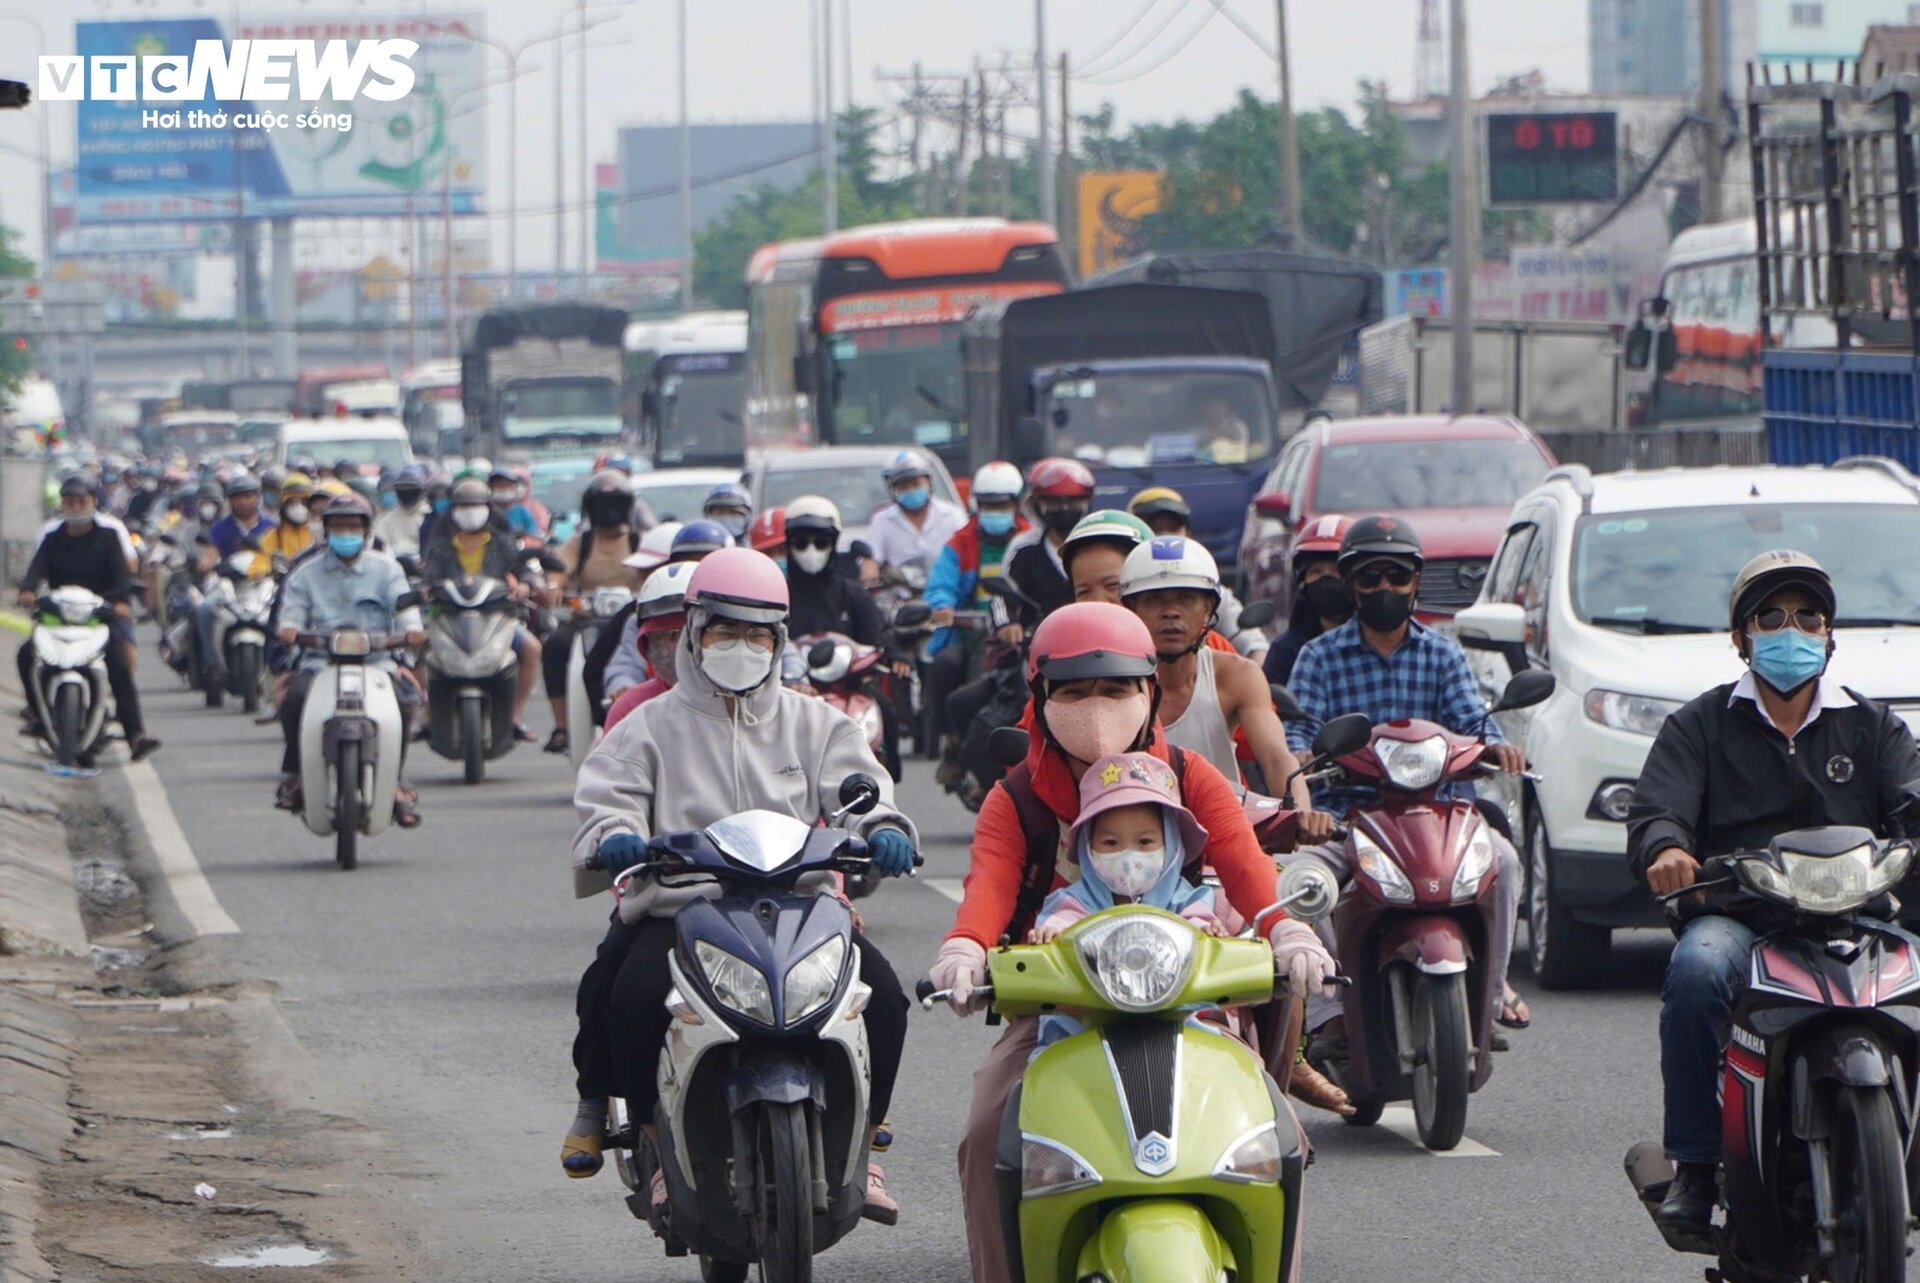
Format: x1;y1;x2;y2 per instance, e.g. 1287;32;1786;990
1074;0;1193;80
1072;0;1171;74
1077;2;1221;85
1202;0;1274;59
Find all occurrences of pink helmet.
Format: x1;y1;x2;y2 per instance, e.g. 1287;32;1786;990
683;547;789;625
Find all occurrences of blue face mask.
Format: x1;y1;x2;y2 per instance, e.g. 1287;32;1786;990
433;497;449;514
328;532;366;561
1749;627;1828;695
773;556;788;574
978;510;1015;537
895;485;930;512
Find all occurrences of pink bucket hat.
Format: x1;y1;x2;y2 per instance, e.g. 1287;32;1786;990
1064;751;1209;862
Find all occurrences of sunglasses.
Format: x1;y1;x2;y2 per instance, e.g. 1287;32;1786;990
1352;565;1416;590
1749;607;1828;633
789;533;836;551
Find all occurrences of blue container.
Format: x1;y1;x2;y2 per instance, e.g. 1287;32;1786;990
1763;349;1920;468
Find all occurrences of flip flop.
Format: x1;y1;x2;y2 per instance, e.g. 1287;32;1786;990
1497;987;1531;1030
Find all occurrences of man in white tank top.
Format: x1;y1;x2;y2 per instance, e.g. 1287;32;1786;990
1118;535;1332;843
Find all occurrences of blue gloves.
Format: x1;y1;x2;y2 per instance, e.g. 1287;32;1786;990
596;832;647;873
868;828;917;878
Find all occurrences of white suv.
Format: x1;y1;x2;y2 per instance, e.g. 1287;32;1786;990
1453;459;1920;989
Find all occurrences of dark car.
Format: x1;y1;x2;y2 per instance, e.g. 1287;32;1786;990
1238;415;1557;619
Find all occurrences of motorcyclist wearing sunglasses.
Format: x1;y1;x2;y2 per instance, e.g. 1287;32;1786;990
780;495;888;648
1280;515;1533;1058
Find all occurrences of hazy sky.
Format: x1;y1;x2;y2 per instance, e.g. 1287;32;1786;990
0;0;1590;270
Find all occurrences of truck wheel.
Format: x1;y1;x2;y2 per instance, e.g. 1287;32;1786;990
1525;806;1610;989
334;741;360;871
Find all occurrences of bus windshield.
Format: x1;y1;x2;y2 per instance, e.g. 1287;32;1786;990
1042;370;1274;468
657;369;747;465
825;322;966;450
500;381;622;439
1648;256;1762;424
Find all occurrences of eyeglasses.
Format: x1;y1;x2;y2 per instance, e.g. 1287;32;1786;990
788;533;836;551
1352;565;1416;590
1749;607;1828;634
704;623;777;650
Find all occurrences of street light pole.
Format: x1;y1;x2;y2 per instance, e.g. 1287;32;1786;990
1447;0;1476;415
1035;1;1054;227
822;0;838;233
1275;0;1302;249
678;0;693;310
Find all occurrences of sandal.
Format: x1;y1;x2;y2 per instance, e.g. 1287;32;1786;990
1497;986;1531;1030
513;724;539;744
275;776;303;812
1288;1058;1357;1117
861;1162;899;1225
544;727;569;754
391;788;422;829
561;1099;607;1179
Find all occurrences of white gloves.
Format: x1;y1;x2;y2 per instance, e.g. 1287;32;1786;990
1269;918;1338;995
930;937;989;1015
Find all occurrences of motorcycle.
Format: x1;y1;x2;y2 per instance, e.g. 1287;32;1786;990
567;586;635;771
1300;669;1555;1150
1627;826;1920;1283
291;628;408;871
589;775;905;1283
422;575;521;785
25;587;113;770
916;860;1343;1283
204;554;277;713
156;539;204;682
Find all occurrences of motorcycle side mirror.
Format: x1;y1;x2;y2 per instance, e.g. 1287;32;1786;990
988;726;1031;769
806;638;837;669
1270;683;1308;722
1493;669;1556;713
838;774;880;816
1236;599;1276;631
978;576;1017;601
894;601;933;629
1276;858;1340;924
1311;713;1372;761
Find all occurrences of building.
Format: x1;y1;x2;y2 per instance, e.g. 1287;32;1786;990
1591;0;1694;94
1755;0;1919;66
610;123;817;271
1590;0;1917;99
1860;22;1920;75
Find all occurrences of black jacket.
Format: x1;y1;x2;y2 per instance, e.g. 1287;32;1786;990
20;523;134;602
1006;537;1070;628
786;554;885;646
1627;680;1920;882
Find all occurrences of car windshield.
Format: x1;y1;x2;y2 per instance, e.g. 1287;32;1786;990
825;322;967;449
1043;370;1275;468
657;369;746;464
760;466;899;527
294;437;411;468
501;382;621;438
635;479;729;523
1313;438;1550;510
1574;503;1920;630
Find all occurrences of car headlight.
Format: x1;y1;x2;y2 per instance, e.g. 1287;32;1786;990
1213;1122;1283;1184
1452;826;1496;900
783;935;847;1024
1584;689;1683;737
1021;1135;1101;1199
1352;828;1416;903
1075;915;1196;1012
1375;735;1447;791
1740;843;1911;915
693;940;774;1025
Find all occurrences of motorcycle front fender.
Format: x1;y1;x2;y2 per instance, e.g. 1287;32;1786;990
1074;1200;1236;1283
1791;1022;1899;1142
723;1058;826;1114
1377;914;1471;975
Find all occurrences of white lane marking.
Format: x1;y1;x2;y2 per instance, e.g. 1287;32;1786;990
121;754;241;938
1376;1105;1500;1157
926;878;966;904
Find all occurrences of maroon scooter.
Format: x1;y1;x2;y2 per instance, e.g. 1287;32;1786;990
1302;670;1554;1150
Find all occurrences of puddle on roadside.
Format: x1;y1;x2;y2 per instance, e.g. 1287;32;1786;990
200;1243;334;1268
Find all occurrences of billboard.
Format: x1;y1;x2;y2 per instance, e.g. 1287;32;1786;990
1077;171;1161;277
1484;111;1619;206
71;14;486;223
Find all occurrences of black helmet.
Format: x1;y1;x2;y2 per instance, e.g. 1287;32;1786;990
1337;514;1424;574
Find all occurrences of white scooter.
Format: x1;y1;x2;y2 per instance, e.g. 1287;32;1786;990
26;587;113;770
567;586;634;771
206;554;278;713
293;628;406;870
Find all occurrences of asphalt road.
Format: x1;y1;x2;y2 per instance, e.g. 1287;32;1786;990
131;648;1699;1282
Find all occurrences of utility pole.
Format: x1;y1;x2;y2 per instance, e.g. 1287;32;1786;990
822;0;839;233
978;66;992;215
678;0;693;310
553;24;566;283
578;0;591;280
1447;0;1476;416
1058;51;1073;247
1035;0;1055;227
910;63;927;210
1699;0;1724;223
1275;0;1303;249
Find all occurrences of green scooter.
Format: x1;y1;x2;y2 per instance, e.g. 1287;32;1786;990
920;860;1339;1283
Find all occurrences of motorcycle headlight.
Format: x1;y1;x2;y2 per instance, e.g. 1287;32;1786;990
693;940;774;1025
1352;828;1416;904
1375;734;1447;792
1740;843;1911;915
853;699;885;746
1074;914;1195;1013
1021;1135;1101;1199
1452;826;1496;901
783;935;847;1024
1212;1122;1283;1184
329;628;372;657
1583;689;1683;737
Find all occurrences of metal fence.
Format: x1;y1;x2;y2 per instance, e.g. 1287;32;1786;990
1540;428;1770;474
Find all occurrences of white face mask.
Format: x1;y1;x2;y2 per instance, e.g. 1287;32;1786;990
793;546;832;575
281;502;309;525
700;637;774;692
451;505;489;533
198;502;221;522
1088;847;1167;899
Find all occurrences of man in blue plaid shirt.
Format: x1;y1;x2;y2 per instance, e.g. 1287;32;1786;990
1280;515;1532;1043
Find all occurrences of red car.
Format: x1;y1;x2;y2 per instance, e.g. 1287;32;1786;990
1238;415;1557;619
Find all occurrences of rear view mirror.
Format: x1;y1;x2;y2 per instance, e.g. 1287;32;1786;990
1311;713;1372;761
988;726;1031;768
1277;858;1340;924
838;774;880;815
1656;328;1678;374
1494;668;1556;712
1270;683;1307;722
1253;491;1293;521
1236;600;1275;631
893;602;932;629
806;638;837;669
1623;320;1653;371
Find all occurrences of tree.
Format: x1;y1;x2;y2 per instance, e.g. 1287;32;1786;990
0;225;39;396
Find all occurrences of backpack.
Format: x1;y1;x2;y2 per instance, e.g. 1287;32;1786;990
576;525;641;573
998;744;1192;945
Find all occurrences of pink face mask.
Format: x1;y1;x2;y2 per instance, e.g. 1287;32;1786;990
1045;691;1151;764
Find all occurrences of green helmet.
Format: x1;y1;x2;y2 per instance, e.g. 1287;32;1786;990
1060;509;1153;572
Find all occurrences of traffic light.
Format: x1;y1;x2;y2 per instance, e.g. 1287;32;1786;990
0;81;30;110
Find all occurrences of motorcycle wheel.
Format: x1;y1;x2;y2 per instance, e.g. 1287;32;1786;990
236;646;261;715
699;1257;749;1283
461;699;485;785
1411;970;1470;1151
1829;1085;1908;1283
334;741;360;871
756;1101;813;1283
52;683;82;768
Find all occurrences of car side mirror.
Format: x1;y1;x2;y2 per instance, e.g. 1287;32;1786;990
1494;668;1556;712
1454;600;1530;671
1311;713;1372;761
893;601;932;629
1269;683;1307;722
1236;599;1275;631
806;638;837;669
988;726;1031;769
1253;490;1293;522
791;353;814;396
1623;320;1653;371
838;774;880;815
1013;415;1047;462
1656;328;1678;374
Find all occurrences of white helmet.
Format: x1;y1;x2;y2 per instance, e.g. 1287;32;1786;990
637;561;697;621
623;520;683;572
1119;535;1223;605
783;494;842;536
970;460;1023;506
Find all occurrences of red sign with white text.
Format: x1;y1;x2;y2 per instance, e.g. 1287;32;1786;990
819;281;1061;333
